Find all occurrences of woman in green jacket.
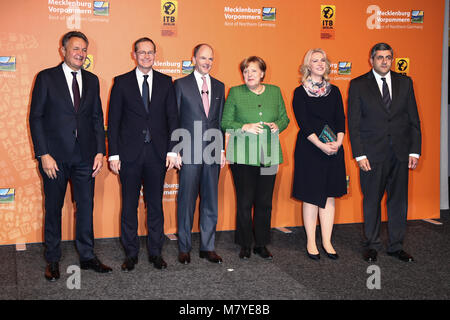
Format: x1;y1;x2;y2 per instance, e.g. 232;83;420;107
221;56;290;260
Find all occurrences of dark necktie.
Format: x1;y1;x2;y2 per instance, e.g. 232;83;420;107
142;75;151;142
381;77;391;111
142;75;149;114
71;72;80;112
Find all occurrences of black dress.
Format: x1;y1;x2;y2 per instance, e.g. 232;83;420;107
292;84;347;208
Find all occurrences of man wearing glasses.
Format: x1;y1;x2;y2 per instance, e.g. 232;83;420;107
348;43;422;263
107;37;179;271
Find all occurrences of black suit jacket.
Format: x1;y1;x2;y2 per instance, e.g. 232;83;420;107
107;69;179;162
29;63;105;163
173;72;225;164
347;70;421;163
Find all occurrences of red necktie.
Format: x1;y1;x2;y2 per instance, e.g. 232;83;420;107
201;76;210;117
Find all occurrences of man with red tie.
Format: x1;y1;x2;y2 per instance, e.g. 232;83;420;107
29;31;112;282
174;44;226;265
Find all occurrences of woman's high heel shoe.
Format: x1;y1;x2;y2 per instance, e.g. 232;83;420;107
306;249;320;260
322;245;339;260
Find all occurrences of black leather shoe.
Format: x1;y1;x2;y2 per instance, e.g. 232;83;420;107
239;247;251;259
45;262;60;282
387;250;414;262
363;249;378;262
199;251;223;264
253;246;273;260
149;255;167;269
80;257;113;273
306;250;320;261
178;252;191;265
121;256;138;272
322;245;339;260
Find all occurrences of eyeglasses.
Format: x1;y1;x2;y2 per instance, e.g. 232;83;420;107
136;51;155;56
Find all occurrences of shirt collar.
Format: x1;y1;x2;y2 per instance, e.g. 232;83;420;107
62;62;81;76
194;69;210;81
136;67;153;78
372;69;391;82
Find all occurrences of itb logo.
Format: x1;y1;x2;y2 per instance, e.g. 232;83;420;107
395;58;409;75
161;0;177;36
82;54;94;72
321;5;336;39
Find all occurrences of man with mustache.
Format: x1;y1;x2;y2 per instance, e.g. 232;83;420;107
348;43;422;263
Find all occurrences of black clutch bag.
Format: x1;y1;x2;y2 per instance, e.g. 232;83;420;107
318;125;337;143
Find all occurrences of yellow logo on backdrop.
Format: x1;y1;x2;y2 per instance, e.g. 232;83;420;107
395;58;409;75
82;54;94;71
321;5;335;39
161;0;178;36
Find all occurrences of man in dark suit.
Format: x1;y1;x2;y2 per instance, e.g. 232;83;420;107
348;43;422;263
173;44;226;265
29;31;112;282
107;37;179;271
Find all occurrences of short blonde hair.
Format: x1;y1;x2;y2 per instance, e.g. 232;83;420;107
299;48;331;84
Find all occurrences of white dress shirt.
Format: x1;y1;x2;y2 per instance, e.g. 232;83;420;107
355;69;419;162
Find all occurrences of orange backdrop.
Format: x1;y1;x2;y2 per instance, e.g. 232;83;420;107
0;0;443;245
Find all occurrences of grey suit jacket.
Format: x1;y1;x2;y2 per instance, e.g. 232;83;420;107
173;72;225;164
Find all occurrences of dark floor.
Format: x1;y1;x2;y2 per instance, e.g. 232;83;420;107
0;211;449;301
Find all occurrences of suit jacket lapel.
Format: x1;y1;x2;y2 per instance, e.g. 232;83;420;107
130;69;148;115
209;76;219;116
390;71;400;111
55;64;76;113
187;72;207;117
79;69;88;111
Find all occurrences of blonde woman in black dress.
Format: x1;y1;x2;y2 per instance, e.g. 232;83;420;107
292;49;347;260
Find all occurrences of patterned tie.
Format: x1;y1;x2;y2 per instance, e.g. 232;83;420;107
381;77;391;111
142;75;149;114
201;76;210;117
71;72;80;113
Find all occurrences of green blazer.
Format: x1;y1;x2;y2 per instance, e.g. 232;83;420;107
221;84;290;166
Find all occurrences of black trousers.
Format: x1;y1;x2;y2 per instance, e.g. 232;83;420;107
230;164;277;248
39;142;96;263
360;145;409;253
119;142;166;258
